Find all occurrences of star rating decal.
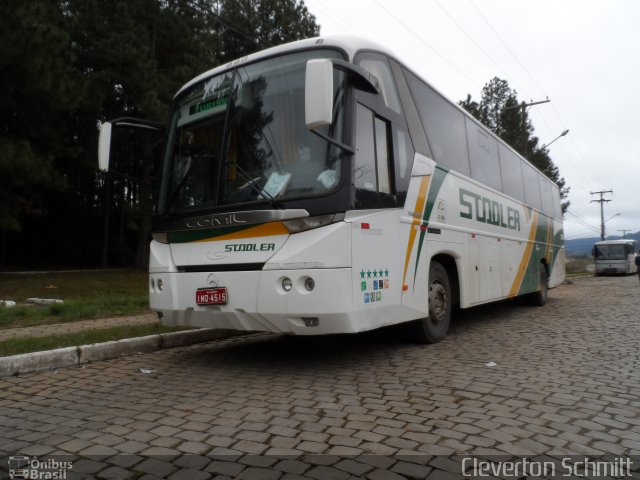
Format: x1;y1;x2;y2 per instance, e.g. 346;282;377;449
358;267;391;303
360;268;389;280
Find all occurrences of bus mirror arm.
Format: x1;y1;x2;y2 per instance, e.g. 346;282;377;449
305;58;376;153
97;117;164;172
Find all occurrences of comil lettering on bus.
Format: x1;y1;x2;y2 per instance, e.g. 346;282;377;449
459;188;521;231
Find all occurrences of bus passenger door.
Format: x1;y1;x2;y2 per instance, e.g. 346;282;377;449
349;102;404;329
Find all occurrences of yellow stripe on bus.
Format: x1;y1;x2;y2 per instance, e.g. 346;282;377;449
402;176;431;290
508;210;539;297
194;222;289;243
545;218;554;263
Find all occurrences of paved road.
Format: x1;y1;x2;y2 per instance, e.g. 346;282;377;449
1;275;639;479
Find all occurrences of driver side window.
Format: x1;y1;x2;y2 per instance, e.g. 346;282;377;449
354;103;395;208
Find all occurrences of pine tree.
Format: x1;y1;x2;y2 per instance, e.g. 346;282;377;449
0;0;321;268
460;77;570;212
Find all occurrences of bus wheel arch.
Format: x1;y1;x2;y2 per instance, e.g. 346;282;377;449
413;254;460;343
431;253;460;308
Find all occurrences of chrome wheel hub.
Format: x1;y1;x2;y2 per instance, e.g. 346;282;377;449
429;282;448;324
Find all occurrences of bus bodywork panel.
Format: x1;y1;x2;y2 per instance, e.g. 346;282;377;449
150;162;564;335
395;165;564;310
150;218;426;335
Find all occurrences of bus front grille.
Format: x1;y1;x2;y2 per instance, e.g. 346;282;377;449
178;263;265;273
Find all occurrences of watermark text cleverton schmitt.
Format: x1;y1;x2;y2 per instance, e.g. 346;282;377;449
462;456;633;478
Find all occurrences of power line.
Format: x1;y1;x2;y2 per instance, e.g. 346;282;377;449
371;0;482;89
468;0;601;186
565;231;601;241
566;210;600;232
432;0;515;86
468;0;547;99
308;1;364;36
567;205;597;219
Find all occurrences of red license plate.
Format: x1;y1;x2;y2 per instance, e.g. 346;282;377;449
196;287;228;305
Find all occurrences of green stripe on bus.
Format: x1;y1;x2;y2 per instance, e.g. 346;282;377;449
413;167;448;289
517;217;552;296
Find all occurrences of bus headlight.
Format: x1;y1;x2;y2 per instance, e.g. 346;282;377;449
283;214;344;233
282;277;293;292
152;232;169;244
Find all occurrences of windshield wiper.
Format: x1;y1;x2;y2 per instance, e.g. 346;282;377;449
227;161;281;209
166;154;207;215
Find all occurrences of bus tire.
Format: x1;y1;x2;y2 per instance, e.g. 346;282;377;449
529;267;548;306
414;261;451;343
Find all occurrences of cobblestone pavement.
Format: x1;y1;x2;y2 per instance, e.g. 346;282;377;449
1;275;640;479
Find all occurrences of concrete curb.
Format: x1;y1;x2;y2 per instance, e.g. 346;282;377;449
0;328;241;377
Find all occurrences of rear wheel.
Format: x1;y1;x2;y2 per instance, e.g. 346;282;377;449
413;261;452;343
529;266;548;306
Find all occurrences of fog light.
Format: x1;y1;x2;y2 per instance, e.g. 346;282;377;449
304;277;315;291
282;277;292;292
303;317;319;327
157;279;163;291
150;278;155;291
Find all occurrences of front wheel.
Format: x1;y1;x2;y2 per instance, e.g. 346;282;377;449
413;261;452;343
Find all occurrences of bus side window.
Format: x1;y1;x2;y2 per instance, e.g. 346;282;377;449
355;53;413;205
357;57;402;114
403;69;470;176
375;117;391;194
354;103;396;208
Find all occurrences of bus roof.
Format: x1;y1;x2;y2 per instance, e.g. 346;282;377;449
173;35;561;201
594;239;636;245
175;36;391;98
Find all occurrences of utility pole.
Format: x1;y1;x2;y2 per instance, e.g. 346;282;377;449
505;99;550;159
590;190;613;241
618;229;630;239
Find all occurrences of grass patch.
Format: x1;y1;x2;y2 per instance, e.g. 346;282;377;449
565;256;595;276
0;323;193;357
0;270;150;329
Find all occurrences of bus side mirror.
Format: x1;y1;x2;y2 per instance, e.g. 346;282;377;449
305;58;381;131
98;122;113;172
305;59;334;130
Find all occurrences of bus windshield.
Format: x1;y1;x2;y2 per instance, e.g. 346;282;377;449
159;49;346;215
594;244;627;260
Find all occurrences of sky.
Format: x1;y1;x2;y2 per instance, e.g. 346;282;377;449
304;0;640;242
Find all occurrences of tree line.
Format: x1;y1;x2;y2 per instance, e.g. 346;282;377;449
0;0;318;269
0;3;568;270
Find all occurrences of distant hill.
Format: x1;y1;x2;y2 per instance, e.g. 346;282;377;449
565;231;640;257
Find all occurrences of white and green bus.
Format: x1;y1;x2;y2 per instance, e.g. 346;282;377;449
99;36;565;343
